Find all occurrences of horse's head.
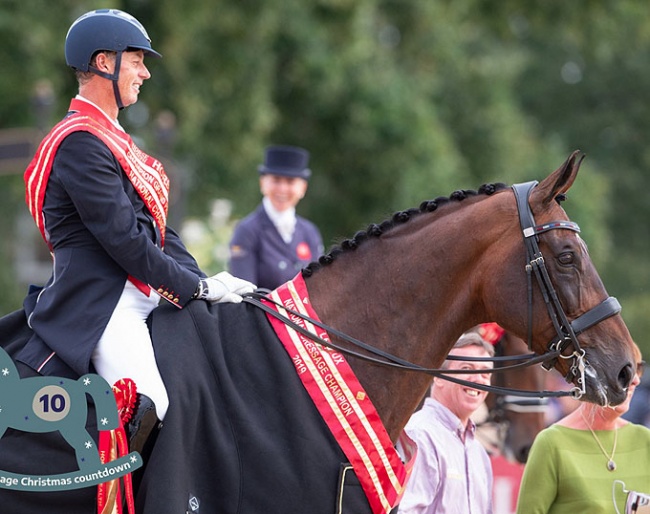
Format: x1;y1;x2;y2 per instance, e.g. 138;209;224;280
486;150;636;407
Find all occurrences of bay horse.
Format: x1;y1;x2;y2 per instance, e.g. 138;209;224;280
0;150;636;513
300;150;633;438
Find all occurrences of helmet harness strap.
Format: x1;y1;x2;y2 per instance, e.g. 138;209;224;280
88;51;125;111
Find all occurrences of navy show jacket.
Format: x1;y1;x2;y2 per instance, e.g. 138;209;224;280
228;205;323;291
18;130;204;379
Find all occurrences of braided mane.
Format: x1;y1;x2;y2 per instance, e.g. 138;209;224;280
302;182;509;277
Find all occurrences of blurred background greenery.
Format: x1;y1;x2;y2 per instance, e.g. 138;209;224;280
1;0;649;354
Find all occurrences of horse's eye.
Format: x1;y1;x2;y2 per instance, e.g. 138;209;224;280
558;252;574;265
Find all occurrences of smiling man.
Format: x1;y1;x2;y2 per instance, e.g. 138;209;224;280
21;9;254;449
398;332;495;514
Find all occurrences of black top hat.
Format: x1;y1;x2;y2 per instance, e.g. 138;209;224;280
258;145;311;180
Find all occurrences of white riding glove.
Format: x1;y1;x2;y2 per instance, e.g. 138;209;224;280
194;272;256;304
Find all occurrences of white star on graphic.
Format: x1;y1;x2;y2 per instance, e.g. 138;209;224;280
100;417;109;426
83;377;91;386
1;368;9;376
85;441;93;449
130;455;138;464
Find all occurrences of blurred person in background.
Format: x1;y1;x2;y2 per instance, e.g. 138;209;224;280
516;343;650;513
398;332;494;514
228;145;323;290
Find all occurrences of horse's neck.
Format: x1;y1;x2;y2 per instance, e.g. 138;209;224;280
306;201;501;440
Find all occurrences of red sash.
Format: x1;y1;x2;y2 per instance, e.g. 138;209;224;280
24;98;170;294
264;275;415;514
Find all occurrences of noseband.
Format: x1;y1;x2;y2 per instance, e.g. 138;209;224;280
512;181;622;398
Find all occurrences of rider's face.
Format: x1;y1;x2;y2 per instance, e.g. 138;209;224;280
116;50;151;108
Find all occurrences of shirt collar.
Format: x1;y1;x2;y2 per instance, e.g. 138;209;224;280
425;397;477;440
262;197;296;226
262;197;296;243
75;95;124;131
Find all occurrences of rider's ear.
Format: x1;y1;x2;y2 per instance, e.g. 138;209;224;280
94;52;114;73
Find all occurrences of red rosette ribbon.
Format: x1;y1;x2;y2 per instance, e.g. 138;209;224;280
113;378;138;425
97;378;137;514
478;322;506;346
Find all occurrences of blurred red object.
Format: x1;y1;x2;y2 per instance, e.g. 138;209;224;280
478;322;505;345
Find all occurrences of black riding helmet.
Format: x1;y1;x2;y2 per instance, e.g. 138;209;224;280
65;9;161;110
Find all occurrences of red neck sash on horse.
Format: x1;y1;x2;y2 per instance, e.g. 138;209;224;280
24;97;170;295
264;275;415;514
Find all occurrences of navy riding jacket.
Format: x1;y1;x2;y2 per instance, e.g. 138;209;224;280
18;130;204;379
228;205;323;291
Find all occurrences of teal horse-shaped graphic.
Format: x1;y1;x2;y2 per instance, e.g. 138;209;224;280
0;345;119;474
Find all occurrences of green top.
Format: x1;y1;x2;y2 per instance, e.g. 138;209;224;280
516;423;650;514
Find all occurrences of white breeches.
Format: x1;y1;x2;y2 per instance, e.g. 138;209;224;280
91;280;168;420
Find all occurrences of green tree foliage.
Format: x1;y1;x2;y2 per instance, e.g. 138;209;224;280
1;0;648;349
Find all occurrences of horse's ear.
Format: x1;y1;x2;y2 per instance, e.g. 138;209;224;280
532;150;585;206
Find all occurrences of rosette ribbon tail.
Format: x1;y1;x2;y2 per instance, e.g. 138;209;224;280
97;378;138;514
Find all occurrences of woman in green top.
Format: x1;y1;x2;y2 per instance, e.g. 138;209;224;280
516;345;650;514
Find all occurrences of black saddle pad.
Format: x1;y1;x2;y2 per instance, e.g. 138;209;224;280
137;300;372;514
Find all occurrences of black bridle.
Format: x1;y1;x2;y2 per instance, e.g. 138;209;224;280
242;181;621;400
511;181;621;397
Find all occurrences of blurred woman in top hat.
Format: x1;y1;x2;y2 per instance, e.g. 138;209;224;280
228;145;324;290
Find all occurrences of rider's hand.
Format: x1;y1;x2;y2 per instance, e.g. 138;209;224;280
194;272;256;304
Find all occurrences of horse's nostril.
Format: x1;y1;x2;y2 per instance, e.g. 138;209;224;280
618;363;633;390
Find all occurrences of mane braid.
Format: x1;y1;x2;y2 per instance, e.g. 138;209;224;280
302;182;508;276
